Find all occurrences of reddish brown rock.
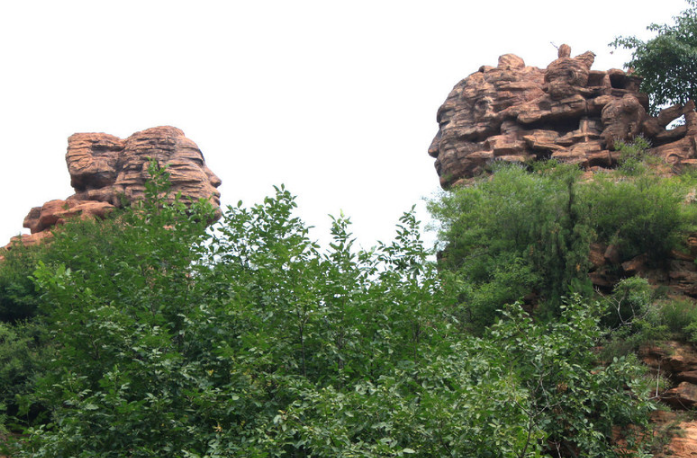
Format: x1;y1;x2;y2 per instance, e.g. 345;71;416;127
663;421;697;457
668;260;697;297
429;45;697;188
54;201;116;222
4;126;222;251
634;347;697;456
677;371;697;384
6;231;55;249
589;242;606;269
671;249;695;262
665;353;697;374
622;254;649;276
640;341;697;374
66;133;124;193
64;126;221;209
661;382;697;409
22;200;69;234
648;411;697;457
589;268;617;290
687;232;697;258
604;244;622;265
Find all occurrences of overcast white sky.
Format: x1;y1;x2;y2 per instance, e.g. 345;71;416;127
0;0;689;251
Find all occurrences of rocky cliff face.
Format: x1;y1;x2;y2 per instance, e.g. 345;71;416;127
429;44;697;188
430;47;697;455
5;126;221;251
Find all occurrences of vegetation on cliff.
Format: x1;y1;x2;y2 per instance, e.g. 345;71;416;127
0;161;674;456
429;149;694;331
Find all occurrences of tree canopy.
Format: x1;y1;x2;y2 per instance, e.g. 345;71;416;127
0;163;659;457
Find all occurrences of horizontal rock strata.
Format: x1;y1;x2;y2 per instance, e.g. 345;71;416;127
4;126;221;251
429;45;697;188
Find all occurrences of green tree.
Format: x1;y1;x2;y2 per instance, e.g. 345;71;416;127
612;0;697;113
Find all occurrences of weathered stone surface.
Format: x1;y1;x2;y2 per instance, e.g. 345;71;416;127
640;341;697;374
648;411;697;458
54;201;117;222
687;232;697;257
663;421;697;457
668;260;697;297
431;48;697;299
677;370;697;384
6;231;55;250
605;244;622;265
671;249;696;262
639;340;697;408
429;45;697;188
589;242;606;269
622;254;649;276
588;270;615;289
23;200;68;234
64;126;221;209
66;133;124;192
4;126;221;251
661;382;697;409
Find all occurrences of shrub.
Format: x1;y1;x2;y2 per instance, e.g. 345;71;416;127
429;163;593;324
616;136;652;176
602;277;654;329
660;298;697;335
582;168;687;263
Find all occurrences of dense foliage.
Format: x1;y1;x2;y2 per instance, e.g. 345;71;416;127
429;158;693;330
612;0;697;113
0;163;658;456
429;163;593;328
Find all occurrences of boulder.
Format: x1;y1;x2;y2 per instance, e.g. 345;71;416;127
4;126;222;251
661;382;697;409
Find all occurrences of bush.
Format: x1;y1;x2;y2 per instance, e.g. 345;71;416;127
429;163;593;325
582;172;687;262
660;298;697;336
616;136;652;176
488;297;655;456
602;277;654;330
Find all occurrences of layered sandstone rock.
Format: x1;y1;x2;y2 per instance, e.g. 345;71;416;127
429;45;697;188
587;240;697;298
430;48;697;454
637;343;697;455
5;126;221;250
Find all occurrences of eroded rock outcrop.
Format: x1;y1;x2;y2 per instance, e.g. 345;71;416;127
638;343;697;455
430;48;697;455
587;240;697;297
429;45;697;188
5;126;221;251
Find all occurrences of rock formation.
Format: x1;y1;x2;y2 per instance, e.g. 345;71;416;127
429;44;697;300
429;45;697;188
4;126;221;251
430;48;697;454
